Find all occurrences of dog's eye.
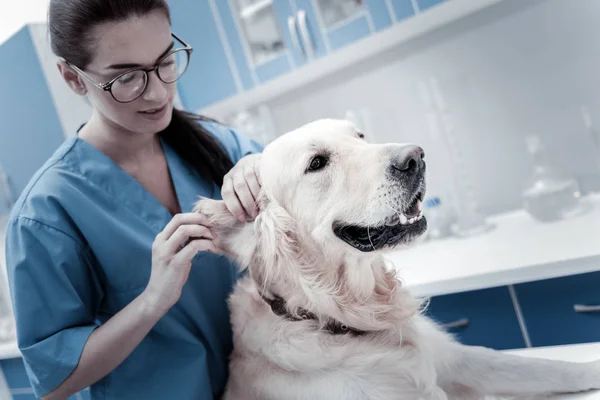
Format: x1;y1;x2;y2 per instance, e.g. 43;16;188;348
307;155;328;172
357;132;365;139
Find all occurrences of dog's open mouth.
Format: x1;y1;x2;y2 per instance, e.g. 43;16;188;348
333;191;427;252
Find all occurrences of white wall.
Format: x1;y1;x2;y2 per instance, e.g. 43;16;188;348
29;23;93;138
0;0;50;45
265;0;600;216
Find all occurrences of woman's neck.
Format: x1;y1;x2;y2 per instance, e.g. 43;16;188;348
78;110;162;168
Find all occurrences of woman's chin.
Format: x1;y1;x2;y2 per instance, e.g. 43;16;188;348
136;106;173;133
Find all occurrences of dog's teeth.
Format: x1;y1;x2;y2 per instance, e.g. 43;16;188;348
399;214;408;225
417;214;423;221
386;215;400;226
417;200;423;211
409;217;416;224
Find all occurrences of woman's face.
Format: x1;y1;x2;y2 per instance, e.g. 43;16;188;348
63;10;177;135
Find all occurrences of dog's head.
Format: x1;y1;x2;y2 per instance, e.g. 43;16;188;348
258;118;427;257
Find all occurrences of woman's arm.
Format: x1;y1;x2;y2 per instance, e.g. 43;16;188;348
10;213;218;400
41;290;164;400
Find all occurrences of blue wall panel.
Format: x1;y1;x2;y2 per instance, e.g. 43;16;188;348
0;26;64;199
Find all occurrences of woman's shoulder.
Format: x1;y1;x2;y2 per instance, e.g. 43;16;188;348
198;119;264;163
9;137;83;229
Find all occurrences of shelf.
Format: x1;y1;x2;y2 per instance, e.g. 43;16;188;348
240;0;273;20
199;0;510;120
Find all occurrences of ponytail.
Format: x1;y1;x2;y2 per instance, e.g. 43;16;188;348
159;109;234;187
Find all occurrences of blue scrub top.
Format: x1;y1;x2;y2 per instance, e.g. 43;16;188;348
4;121;263;399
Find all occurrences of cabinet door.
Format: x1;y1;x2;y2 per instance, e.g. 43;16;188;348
389;0;417;22
515;271;600;347
228;0;300;83
424;286;527;350
292;0;330;57
303;0;395;52
0;27;64;198
168;0;242;111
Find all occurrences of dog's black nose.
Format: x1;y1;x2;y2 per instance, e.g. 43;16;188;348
390;145;425;177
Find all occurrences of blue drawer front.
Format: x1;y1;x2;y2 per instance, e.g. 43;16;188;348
12;394;37;400
7;393;84;400
515;271;600;347
1;357;90;399
0;358;31;389
424;286;526;350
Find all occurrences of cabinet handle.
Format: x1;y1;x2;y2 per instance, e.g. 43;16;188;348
441;318;470;329
573;304;600;313
297;9;314;60
287;15;305;58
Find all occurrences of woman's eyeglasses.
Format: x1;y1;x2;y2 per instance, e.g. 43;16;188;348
64;33;193;103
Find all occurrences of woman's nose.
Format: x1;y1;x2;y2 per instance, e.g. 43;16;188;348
142;70;168;102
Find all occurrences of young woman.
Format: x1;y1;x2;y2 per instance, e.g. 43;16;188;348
5;1;263;399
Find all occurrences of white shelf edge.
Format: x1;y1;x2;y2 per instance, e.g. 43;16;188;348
240;0;273;20
0;340;20;360
399;255;600;298
199;0;508;120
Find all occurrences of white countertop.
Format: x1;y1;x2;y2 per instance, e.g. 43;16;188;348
385;194;600;297
504;342;600;399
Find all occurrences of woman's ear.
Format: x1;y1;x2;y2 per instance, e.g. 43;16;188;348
57;60;88;96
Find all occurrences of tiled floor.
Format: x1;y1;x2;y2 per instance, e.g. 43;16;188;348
0;357;90;399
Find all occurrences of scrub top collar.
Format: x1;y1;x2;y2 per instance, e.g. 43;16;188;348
71;135;218;232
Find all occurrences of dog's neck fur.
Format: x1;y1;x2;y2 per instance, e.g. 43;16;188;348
255;246;421;333
248;200;422;333
196;196;423;334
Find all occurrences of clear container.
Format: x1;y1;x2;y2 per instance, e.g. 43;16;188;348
522;135;589;222
423;197;454;240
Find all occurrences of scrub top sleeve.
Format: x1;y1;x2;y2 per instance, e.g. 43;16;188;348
5;217;103;398
203;121;264;164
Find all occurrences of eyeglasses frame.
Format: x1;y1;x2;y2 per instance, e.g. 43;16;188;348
63;33;193;103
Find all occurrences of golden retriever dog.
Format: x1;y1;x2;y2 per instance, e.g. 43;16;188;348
194;119;600;400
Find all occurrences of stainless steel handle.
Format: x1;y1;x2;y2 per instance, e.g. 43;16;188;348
287;15;305;57
574;304;600;313
441;318;470;329
296;9;314;60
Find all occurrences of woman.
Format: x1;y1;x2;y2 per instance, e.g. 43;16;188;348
5;0;264;399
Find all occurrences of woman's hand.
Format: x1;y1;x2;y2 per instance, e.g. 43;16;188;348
221;153;262;222
143;213;218;317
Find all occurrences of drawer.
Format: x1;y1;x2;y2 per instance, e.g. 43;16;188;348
515;271;600;347
424;286;526;350
0;357;90;399
0;358;30;390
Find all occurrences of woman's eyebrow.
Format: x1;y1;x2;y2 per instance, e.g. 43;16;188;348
105;42;175;70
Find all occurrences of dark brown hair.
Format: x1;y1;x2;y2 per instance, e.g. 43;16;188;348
48;0;234;186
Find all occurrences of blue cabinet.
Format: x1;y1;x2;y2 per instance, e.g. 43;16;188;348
515;271;600;347
0;357;90;399
0;26;65;199
167;0;451;109
167;0;245;111
425;286;527;350
301;0;396;52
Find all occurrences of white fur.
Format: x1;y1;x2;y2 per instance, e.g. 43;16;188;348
194;119;600;400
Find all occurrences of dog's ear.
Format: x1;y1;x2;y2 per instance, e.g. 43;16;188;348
251;197;299;289
193;197;258;268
